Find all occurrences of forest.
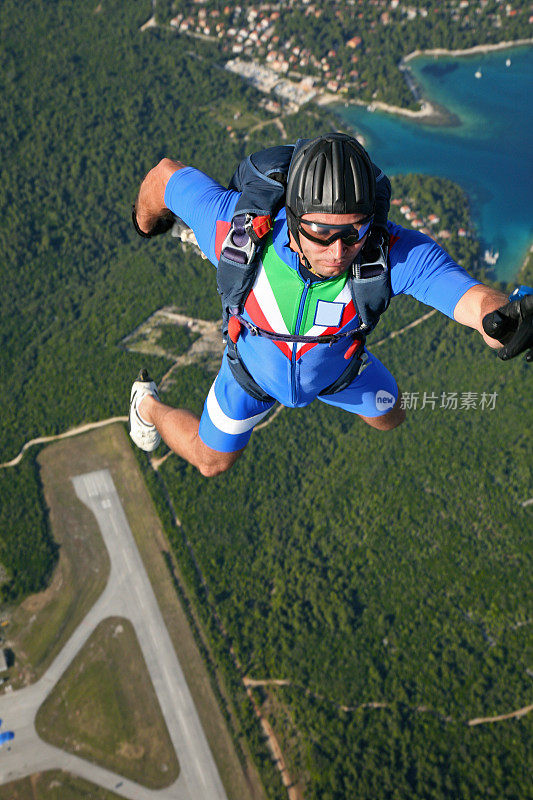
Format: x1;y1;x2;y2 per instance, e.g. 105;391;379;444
152;257;532;799
0;1;531;797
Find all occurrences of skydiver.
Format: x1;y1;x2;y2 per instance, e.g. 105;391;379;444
129;133;532;476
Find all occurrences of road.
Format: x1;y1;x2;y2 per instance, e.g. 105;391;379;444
0;469;228;800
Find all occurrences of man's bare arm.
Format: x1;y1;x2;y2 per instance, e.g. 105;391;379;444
134;158;186;235
453;284;508;348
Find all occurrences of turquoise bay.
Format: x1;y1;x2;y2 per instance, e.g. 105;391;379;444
337;46;533;281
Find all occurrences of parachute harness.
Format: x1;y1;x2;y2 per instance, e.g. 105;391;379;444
220;212;365;355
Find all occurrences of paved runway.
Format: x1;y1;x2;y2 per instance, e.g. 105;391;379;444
0;469;228;800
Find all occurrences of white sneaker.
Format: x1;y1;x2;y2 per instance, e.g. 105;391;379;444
129;369;161;452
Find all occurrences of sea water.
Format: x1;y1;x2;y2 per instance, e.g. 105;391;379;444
337;45;533;281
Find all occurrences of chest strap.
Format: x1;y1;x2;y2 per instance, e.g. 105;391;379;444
228;313;363;346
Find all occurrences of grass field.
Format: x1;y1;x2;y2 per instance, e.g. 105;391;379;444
35;616;179;789
6;441;111;687
0;770;123;800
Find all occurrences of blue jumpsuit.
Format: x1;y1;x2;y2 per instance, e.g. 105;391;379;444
165;168;480;452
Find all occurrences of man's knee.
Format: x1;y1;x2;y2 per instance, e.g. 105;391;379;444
197;460;233;478
382;405;406;430
196;446;244;477
360;392;406;431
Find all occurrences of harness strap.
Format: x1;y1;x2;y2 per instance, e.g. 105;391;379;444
319;339;368;396
226;340;275;402
232;313;362;345
226;336;368;402
218;212;273;337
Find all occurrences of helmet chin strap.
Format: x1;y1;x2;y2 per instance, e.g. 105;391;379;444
302;253;360;280
302;255;327;278
288;210;327;278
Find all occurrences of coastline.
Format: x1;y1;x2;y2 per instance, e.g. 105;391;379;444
321;38;533;125
518;243;533;283
402;37;533;64
349;97;457;127
330;43;532;282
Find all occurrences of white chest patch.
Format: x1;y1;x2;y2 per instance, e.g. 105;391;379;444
314;300;345;328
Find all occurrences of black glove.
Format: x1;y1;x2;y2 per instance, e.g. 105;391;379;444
131;205;176;238
482;294;533;362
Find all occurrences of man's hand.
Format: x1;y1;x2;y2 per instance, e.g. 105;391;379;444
482;292;533;361
133;158;184;238
132;204;175;238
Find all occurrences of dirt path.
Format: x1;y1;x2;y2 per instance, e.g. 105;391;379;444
245;116;288;142
0;417;128;469
243;679;533;727
371;309;437;348
243;679;291;688
468;703;533;726
244;685;303;800
274;117;287;139
140;0;157;31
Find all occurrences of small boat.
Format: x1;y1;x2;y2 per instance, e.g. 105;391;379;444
484;249;499;265
475;69;482;79
506;58;511;67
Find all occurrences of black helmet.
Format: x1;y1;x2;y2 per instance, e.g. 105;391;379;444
286;132;376;221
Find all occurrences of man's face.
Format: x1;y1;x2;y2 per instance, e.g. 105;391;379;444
289;212;370;279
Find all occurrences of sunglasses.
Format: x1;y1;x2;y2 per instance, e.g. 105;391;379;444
288;208;373;247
